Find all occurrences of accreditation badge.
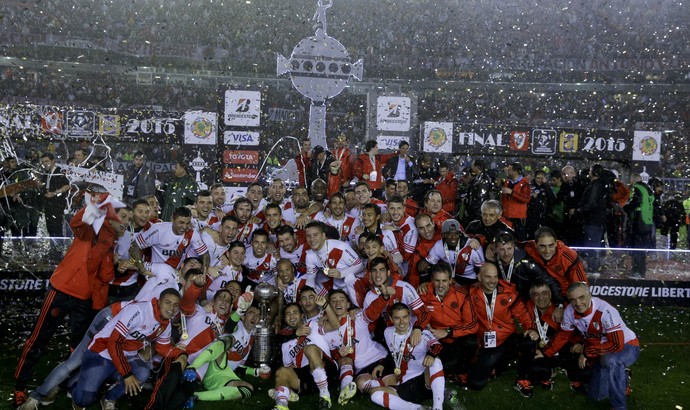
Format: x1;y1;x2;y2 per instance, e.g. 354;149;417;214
484;331;497;348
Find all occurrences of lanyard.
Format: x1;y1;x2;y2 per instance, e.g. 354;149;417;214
498;259;514;282
483;289;497;329
443;242;460;274
392;330;409;369
534;306;549;342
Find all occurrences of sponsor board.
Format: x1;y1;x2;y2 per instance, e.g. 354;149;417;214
224;90;261;127
66;110;96;138
223;167;259;183
223;150;260;165
588;278;690;306
376;96;411;132
376;135;406;151
98;114;121;136
224;130;260;146
0;278;50;292
531;129;557;155
40;108;63;135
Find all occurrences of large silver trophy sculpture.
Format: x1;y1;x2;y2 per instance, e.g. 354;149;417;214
277;0;363;149
251;282;279;365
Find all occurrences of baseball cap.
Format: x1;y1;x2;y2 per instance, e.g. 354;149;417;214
441;219;461;234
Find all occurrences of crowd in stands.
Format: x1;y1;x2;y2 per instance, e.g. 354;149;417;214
10;145;648;409
1;0;687;73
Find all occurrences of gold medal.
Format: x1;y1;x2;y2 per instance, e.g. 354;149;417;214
323;267;330;275
394;368;401;376
181;332;189;341
345;346;354;354
539;340;547;349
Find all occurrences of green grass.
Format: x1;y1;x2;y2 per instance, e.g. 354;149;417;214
1;306;689;410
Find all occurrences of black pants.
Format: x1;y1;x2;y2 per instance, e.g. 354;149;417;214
439;335;478;375
14;288;94;391
467;333;532;390
145;360;199;410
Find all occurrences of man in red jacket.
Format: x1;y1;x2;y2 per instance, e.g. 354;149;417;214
435;161;459;215
501;162;531;240
467;262;538;397
14;187;127;407
419;263;478;385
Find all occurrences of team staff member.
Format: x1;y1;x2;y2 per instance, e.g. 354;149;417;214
14;189;126;407
467;263;538;397
523;226;588;299
418;263;478;386
537;282;639;410
501;162;531;241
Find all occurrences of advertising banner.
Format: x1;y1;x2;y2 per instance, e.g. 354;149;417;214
224;90;261;127
376;95;411;132
454;124;631;160
65;110;96;138
423;121;453;153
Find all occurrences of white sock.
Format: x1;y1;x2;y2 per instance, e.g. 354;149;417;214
370;391;419;410
312;367;330;398
429;359;445;410
340;364;353;389
275;385;290;406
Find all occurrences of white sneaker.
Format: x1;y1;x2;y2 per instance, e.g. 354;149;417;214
100;398;117;410
17;397;40;410
41;386;60;405
338;382;357;405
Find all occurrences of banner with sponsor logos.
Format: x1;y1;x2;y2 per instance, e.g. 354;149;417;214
220;89;265;187
446;123;632;160
182;111;218;190
0;104;184;143
367;93;417;152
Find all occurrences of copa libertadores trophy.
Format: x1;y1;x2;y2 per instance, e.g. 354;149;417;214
252;282;278;365
277;0;363;149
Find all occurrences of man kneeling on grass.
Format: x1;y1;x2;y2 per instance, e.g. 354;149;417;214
536;282;639;410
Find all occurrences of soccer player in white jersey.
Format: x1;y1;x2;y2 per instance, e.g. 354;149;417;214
272;300;337;410
537;282;640;410
322;192;360;244
144;272;236;409
246;182;269;221
277;258;315;306
350;181;387;220
319;288;391;405
71;289;187;410
383;195;418;274
362;257;431;345
355;203;402;266
111;200;149;303
130;207;209;299
304;221;364;298
371;303;445;410
244;229;278;286
210;182;233;215
234;197;259;245
191;190;223;232
205;240;246;302
276;225;309;276
426;219;485;286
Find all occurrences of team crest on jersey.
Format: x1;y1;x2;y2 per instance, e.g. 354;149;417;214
462;252;469;261
500;298;509;306
343;225;351;233
262;262;269;270
593;322;600;331
328;258;335;267
182;238;189;247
